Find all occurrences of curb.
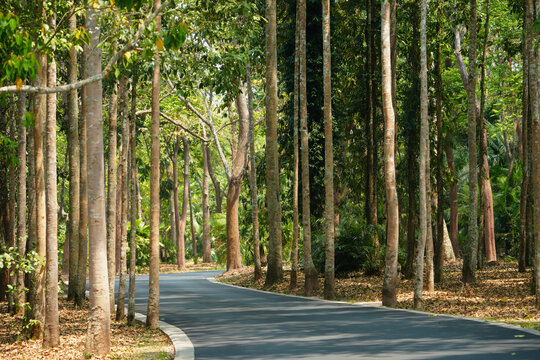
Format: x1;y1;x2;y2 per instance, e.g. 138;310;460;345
209;277;540;337
85;290;195;360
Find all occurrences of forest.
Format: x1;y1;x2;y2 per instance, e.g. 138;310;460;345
0;0;539;357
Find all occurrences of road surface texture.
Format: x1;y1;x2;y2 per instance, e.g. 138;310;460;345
128;271;540;359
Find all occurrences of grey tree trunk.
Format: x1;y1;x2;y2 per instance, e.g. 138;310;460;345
107;83;118;315
201;141;211;263
177;138;189;270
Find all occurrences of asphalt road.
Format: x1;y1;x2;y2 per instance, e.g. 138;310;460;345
127;271;540;359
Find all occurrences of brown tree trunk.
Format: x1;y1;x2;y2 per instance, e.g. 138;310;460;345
264;0;283;286
146;0;162;330
116;77;130;321
381;0;399;307
415;0;428;309
188;178;197;263
127;75;138;326
67;10;80;301
299;0;318;295
247;61;262;280
201;141;211;263
16;93;27;315
226;92;249;271
84;4;111;355
322;0;335;300
462;0;479;284
177;138;189;270
206;149;222;214
77;75;88;306
445;139;459;255
115;143;123;276
44;18;60;346
107;83;118;315
29;49;47;340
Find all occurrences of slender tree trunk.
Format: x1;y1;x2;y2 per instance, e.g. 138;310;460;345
264;0;283;286
247;61;261;280
107;83;118;315
178;138;189;270
519;0;531;273
84;4;111;355
188;178;197;263
171;139;182;269
16;94;27;315
299;0;317;295
7;110;17;313
146;0;162;330
445;139;459;255
434;0;445;283
206;150;222;214
226;92;249;271
381;0;399;307
67;9;80;301
462;0;479;284
322;0;335;300
29;49;47;340
44;17;60;345
425;188;434;292
116;77;130;320
77;75;88;306
127;74;138;326
415;0;428;309
115;144;123;275
201;141;211;263
25;100;36;329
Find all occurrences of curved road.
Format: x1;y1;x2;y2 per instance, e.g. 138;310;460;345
129;271;540;359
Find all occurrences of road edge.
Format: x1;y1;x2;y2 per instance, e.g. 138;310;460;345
209;277;540;337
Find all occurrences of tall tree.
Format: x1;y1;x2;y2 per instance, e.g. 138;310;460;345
146;0;162;329
462;0;479;284
188;174;197;263
67;10;80;303
106;82;118;315
16;93;27;315
177;137;189;270
414;0;428;310
381;0;399;307
44;12;59;347
84;3;111;355
201;140;211;263
264;0;283;286
322;0;335;300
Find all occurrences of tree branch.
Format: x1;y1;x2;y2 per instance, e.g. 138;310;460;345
136;109;210;142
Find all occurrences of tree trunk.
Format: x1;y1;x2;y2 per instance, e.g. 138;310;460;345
146;0;162;330
291;2;300;289
77;73;88;306
415;0;428;309
226;92;249;271
462;0;479;284
67;9;80;301
445;139;459;255
247;61;261;280
177;138;189;270
115;143;123;276
84;4;111;355
127;75;138;326
322;0;335;300
264;0;283;286
299;0;318;295
44;17;60;345
16;93;27;315
107;83;118;315
188;178;197;263
206;149;222;214
381;0;399;307
29;48;47;340
116;76;130;321
201;141;211;263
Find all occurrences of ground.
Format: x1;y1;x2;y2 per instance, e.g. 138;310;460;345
0;297;173;360
218;260;540;331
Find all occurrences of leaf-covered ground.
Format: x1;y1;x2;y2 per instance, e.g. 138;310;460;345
0;297;173;360
219;260;540;331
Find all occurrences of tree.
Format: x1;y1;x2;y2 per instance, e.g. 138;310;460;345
381;0;399;307
322;0;335;300
414;0;428;310
84;3;111;355
462;0;479;284
264;0;283;287
177;137;189;270
16;93;27;316
146;0;162;329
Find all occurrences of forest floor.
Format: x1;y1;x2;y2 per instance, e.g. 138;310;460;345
0;297;173;360
138;260;225;274
218;260;540;331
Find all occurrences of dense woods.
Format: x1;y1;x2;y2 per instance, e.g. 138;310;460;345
0;0;539;356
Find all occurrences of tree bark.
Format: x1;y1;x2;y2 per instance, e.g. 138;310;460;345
146;0;162;330
116;76;130;320
115;142;123;276
188;177;197;263
264;0;283;286
291;2;300;289
44;15;60;345
462;0;479;284
16;93;27;315
77;71;88;306
127;75;138;326
201;141;211;263
322;0;335;300
445;138;459;255
106;83;118;315
247;61;262;280
67;9;80;302
84;4;111;355
206;149;222;213
415;0;429;308
381;0;399;307
177;138;189;270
